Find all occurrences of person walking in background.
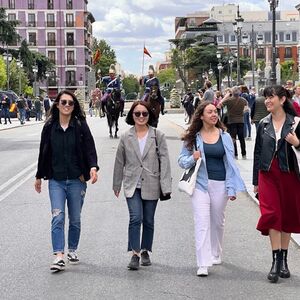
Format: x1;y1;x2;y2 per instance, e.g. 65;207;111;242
293;84;300;105
34;96;43;121
113;101;171;271
203;81;214;102
218;86;248;159
16;94;27;125
253;85;300;283
43;95;51;118
1;95;12;124
251;88;269;130
34;90;99;272
178;101;246;277
182;90;194;124
25;95;32;121
240;85;251;140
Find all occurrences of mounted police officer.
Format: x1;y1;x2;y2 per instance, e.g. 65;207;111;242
100;64;121;103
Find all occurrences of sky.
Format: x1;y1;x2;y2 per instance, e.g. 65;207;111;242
87;0;300;76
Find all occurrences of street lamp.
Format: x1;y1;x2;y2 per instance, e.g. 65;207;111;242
45;72;50;95
16;60;23;95
268;0;279;85
242;25;263;88
32;65;38;97
233;5;244;85
217;63;223;91
208;64;213;77
3;52;12;90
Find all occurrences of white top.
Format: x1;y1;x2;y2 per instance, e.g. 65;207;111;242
274;124;283;151
136;131;149;188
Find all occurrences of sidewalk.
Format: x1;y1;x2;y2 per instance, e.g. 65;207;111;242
163;112;300;247
0;118;44;131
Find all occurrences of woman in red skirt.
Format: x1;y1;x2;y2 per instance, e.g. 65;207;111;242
253;85;300;283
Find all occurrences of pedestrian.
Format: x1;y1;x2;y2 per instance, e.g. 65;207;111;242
182;90;194;124
34;90;99;272
43;95;51;118
25;95;32;121
16;94;27;125
251;88;269;130
34;96;43;121
253;85;300;283
240;85;252;140
178;101;246;277
113;100;172;270
1;95;12;124
203;81;214;102
218;86;248;159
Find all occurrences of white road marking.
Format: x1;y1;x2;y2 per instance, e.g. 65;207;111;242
0;162;37;193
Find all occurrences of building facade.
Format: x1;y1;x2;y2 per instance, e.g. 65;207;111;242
1;0;95;98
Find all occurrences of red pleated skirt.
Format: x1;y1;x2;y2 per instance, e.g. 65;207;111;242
257;158;300;236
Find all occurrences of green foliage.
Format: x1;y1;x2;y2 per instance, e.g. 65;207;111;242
0;8;20;46
157;68;176;86
122;74;139;98
24;86;33;96
7;59;29;94
0;56;7;88
281;60;297;84
92;39;116;76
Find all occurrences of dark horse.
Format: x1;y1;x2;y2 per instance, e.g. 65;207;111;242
104;89;122;138
146;85;161;128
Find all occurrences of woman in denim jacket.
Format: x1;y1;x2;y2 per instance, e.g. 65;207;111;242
178;101;246;277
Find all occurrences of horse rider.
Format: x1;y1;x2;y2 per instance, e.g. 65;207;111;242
100;64;124;115
140;65;165;114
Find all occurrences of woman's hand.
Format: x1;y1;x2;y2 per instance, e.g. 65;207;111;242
285;132;300;147
34;179;42;193
90;168;98;184
114;190;120;198
193;150;201;161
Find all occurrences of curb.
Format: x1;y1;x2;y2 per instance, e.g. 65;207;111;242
0;121;43;131
166;115;300;248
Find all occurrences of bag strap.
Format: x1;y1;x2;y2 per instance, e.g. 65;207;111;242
293;116;300;133
154;129;161;173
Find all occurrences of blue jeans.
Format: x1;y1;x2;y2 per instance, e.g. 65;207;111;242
126;189;158;252
19;108;26;124
48;179;87;254
2;107;11;123
243;111;251;138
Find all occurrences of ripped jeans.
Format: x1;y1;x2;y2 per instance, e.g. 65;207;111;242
48;179;87;254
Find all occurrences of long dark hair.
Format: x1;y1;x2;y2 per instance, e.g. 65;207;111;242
46;90;86;123
263;85;297;116
182;101;226;150
125;100;156;126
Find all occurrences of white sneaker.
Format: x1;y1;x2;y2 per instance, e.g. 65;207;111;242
197;266;208;277
212;256;222;265
50;256;65;272
67;251;79;264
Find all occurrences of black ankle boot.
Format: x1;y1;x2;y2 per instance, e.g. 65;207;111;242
268;249;281;283
279;249;290;278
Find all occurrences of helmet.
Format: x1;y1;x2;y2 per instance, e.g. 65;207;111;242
109;64;116;74
148;65;155;75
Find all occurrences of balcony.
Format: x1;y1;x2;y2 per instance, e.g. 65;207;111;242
48;78;57;86
28;22;36;27
29;41;37;46
85;59;91;66
66;22;74;27
65;80;77;86
66;59;76;65
47;21;55;27
66;39;74;46
48;40;56;46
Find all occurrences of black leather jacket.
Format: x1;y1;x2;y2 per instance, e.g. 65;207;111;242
36;117;99;181
253;113;300;185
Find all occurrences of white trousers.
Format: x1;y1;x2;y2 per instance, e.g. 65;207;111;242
191;180;228;267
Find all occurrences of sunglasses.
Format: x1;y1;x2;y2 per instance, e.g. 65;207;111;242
133;111;149;117
60;99;74;106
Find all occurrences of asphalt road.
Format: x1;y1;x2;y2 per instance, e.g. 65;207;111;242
0;115;299;300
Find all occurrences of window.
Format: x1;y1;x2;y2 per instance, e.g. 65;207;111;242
28;33;37;46
9;0;15;9
66;33;74;46
66;0;73;9
47;14;55;27
8;14;16;21
67;51;75;65
275;48;279;58
28;14;36;27
48;0;54;9
285;33;291;41
285;47;292;58
230;35;236;42
28;0;34;9
256;48;265;59
217;35;223;42
66;14;74;27
243;48;250;57
47;32;56;46
48;51;56;63
66;71;76;86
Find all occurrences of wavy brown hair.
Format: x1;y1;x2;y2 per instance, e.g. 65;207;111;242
182;101;226;150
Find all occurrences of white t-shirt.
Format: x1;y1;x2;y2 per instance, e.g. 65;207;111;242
136;131;149;188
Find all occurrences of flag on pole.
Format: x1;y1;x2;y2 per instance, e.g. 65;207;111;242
143;47;152;58
93;49;101;65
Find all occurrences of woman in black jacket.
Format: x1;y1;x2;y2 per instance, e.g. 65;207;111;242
34;90;99;272
253;85;300;283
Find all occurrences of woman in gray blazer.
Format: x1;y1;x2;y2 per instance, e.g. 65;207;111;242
113;101;172;270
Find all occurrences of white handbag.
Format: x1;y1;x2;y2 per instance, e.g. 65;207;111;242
178;158;201;196
291;116;300;170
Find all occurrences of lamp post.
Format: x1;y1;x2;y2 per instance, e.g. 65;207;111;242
217;63;223;92
16;60;23;95
3;51;12;90
233;5;244;85
45;72;50;95
268;0;279;85
32;65;38;97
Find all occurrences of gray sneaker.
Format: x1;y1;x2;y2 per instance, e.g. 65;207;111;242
50;257;65;272
141;251;151;266
67;251;79;264
127;254;140;270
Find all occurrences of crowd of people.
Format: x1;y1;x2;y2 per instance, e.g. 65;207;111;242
32;78;300;285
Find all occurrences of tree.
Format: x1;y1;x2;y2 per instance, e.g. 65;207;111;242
6;59;29;94
92;39;116;76
122;74;139;99
157;68;176;98
0;55;7;88
281;60;297;84
0;8;20;47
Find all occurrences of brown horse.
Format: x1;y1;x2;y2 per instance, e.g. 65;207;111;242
146;85;161;128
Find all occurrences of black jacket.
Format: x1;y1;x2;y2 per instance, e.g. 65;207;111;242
253;113;300;185
36;117;99;181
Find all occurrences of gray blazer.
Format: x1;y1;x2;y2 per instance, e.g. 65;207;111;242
113;126;172;200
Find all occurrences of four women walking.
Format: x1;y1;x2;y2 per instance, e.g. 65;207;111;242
33;88;300;283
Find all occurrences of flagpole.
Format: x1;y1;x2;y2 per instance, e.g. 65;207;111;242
141;41;145;77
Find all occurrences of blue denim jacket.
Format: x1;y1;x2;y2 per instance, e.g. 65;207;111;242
178;130;246;196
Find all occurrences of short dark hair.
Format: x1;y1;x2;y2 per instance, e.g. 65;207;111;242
206;81;212;88
125;100;156;126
